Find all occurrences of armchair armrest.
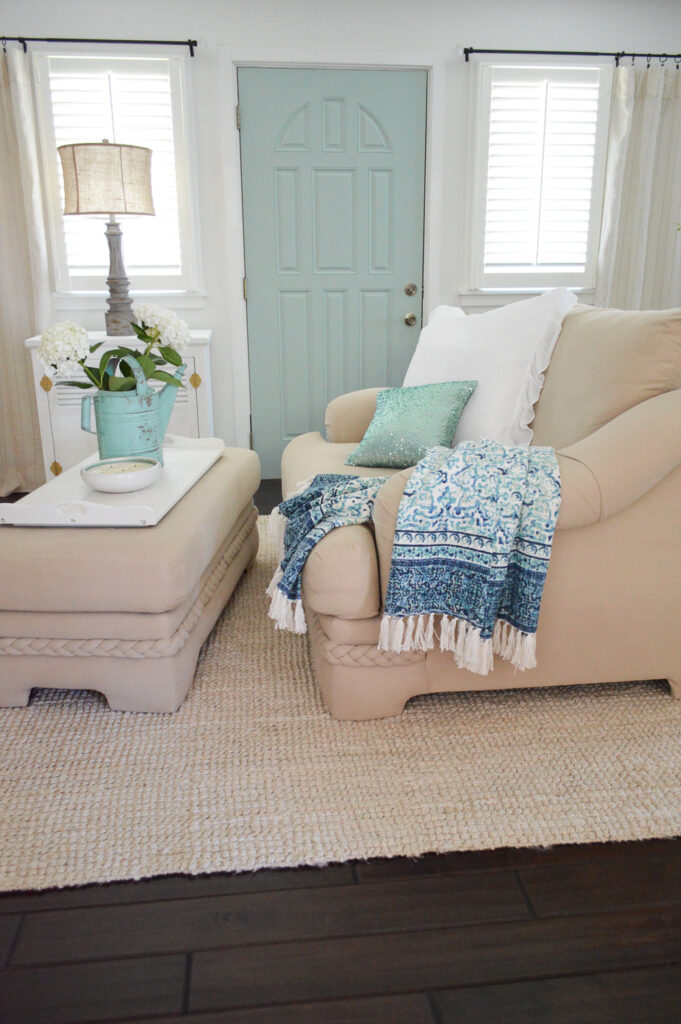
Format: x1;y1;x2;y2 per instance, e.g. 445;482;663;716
558;388;681;526
325;388;384;443
373;389;681;597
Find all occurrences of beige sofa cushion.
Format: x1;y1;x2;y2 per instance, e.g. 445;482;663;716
281;430;402;498
531;305;681;449
0;448;260;614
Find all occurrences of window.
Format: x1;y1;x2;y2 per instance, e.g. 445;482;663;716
469;64;611;290
35;53;199;294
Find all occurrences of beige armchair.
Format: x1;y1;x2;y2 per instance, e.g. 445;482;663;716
281;305;681;720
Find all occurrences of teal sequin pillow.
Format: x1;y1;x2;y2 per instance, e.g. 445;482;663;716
345;380;477;469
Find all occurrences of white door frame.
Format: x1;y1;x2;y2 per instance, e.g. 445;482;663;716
218;46;445;451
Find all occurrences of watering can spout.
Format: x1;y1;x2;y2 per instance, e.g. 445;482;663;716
158;362;186;439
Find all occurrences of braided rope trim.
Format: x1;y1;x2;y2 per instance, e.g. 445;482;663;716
0;509;258;659
307;605;425;668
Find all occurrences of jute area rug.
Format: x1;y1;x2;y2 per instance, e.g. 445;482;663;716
1;517;680;892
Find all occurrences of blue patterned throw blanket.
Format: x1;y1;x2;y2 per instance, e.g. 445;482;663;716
268;442;560;674
267;474;387;633
380;442;561;673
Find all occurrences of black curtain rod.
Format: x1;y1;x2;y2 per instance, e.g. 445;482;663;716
1;36;198;56
464;47;681;66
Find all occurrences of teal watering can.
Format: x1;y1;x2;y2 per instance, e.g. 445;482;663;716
81;355;186;467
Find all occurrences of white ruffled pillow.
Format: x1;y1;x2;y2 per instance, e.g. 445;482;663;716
403;287;577;446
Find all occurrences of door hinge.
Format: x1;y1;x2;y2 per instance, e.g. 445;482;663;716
236;104;241;130
242;276;247;301
249;414;254;450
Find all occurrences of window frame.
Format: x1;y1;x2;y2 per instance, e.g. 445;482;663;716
466;58;613;293
33;47;203;298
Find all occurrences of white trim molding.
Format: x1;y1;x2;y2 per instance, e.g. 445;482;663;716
218;45;446;450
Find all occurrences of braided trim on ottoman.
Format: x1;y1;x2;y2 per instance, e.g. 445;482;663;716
307;605;425;668
0;508;258;659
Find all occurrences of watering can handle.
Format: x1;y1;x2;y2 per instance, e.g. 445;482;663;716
81;394;94;434
118;355;149;396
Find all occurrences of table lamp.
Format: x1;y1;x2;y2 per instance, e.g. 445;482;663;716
58;140;154;337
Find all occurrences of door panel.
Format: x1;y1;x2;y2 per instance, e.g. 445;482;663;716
238;67;427;477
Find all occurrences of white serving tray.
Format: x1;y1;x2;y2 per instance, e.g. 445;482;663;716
1;436;224;528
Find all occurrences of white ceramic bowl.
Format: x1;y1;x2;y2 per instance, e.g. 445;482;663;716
81;457;162;493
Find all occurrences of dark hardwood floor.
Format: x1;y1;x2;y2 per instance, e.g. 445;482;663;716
1;839;681;1023
1;479;680;1021
254;478;282;515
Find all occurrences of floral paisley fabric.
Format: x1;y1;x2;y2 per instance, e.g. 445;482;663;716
379;442;561;674
267;473;387;633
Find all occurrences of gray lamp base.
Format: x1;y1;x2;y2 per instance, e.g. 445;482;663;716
105;219;135;337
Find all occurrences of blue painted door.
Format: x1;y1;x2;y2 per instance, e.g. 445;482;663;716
238;67;427;477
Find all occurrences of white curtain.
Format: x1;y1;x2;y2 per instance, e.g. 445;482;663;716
595;65;681;310
0;48;51;495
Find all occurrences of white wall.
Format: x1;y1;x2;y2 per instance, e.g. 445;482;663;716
3;0;681;449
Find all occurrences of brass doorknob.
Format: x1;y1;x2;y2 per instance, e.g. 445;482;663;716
404;313;417;326
404;282;418;296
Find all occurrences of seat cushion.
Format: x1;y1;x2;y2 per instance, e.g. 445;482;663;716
281;431;403;498
531;304;681;449
0;448;260;614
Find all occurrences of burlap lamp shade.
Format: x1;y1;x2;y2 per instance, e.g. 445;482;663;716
58;142;154;216
57;140;155;336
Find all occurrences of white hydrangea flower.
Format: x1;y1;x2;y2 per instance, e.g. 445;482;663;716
132;303;190;351
38;321;90;377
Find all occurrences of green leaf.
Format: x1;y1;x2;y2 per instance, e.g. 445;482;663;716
108;376;137;392
130;323;149;342
99;350;118;382
88;341;104;354
151;369;182;387
158;345;183;366
82;364;102;388
56;380;94;389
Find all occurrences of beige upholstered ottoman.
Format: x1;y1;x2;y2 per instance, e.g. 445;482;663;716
0;448;260;712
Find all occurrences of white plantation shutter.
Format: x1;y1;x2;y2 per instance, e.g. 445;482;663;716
473;65;611;289
36;54;196;292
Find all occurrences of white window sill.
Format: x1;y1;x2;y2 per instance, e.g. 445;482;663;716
52;291;208;312
458;288;595;309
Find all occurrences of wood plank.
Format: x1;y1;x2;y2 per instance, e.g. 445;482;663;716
189;905;681;1011
0;916;21;966
11;869;528;965
106;992;435;1024
355;837;681;883
433;963;681;1024
0;863;354;914
0;954;185;1024
518;847;681;917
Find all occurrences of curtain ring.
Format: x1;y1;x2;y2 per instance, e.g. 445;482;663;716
631;53;636;66
675;56;681;70
646;53;652;69
1;38;7;55
660;55;668;66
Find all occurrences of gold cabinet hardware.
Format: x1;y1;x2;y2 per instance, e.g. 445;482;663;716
40;375;53;392
189;372;202;389
50;461;63;476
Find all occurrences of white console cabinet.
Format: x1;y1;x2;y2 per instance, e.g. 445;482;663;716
26;330;213;478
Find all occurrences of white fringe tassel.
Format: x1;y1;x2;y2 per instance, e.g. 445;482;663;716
266;566;307;634
379;612;536;675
